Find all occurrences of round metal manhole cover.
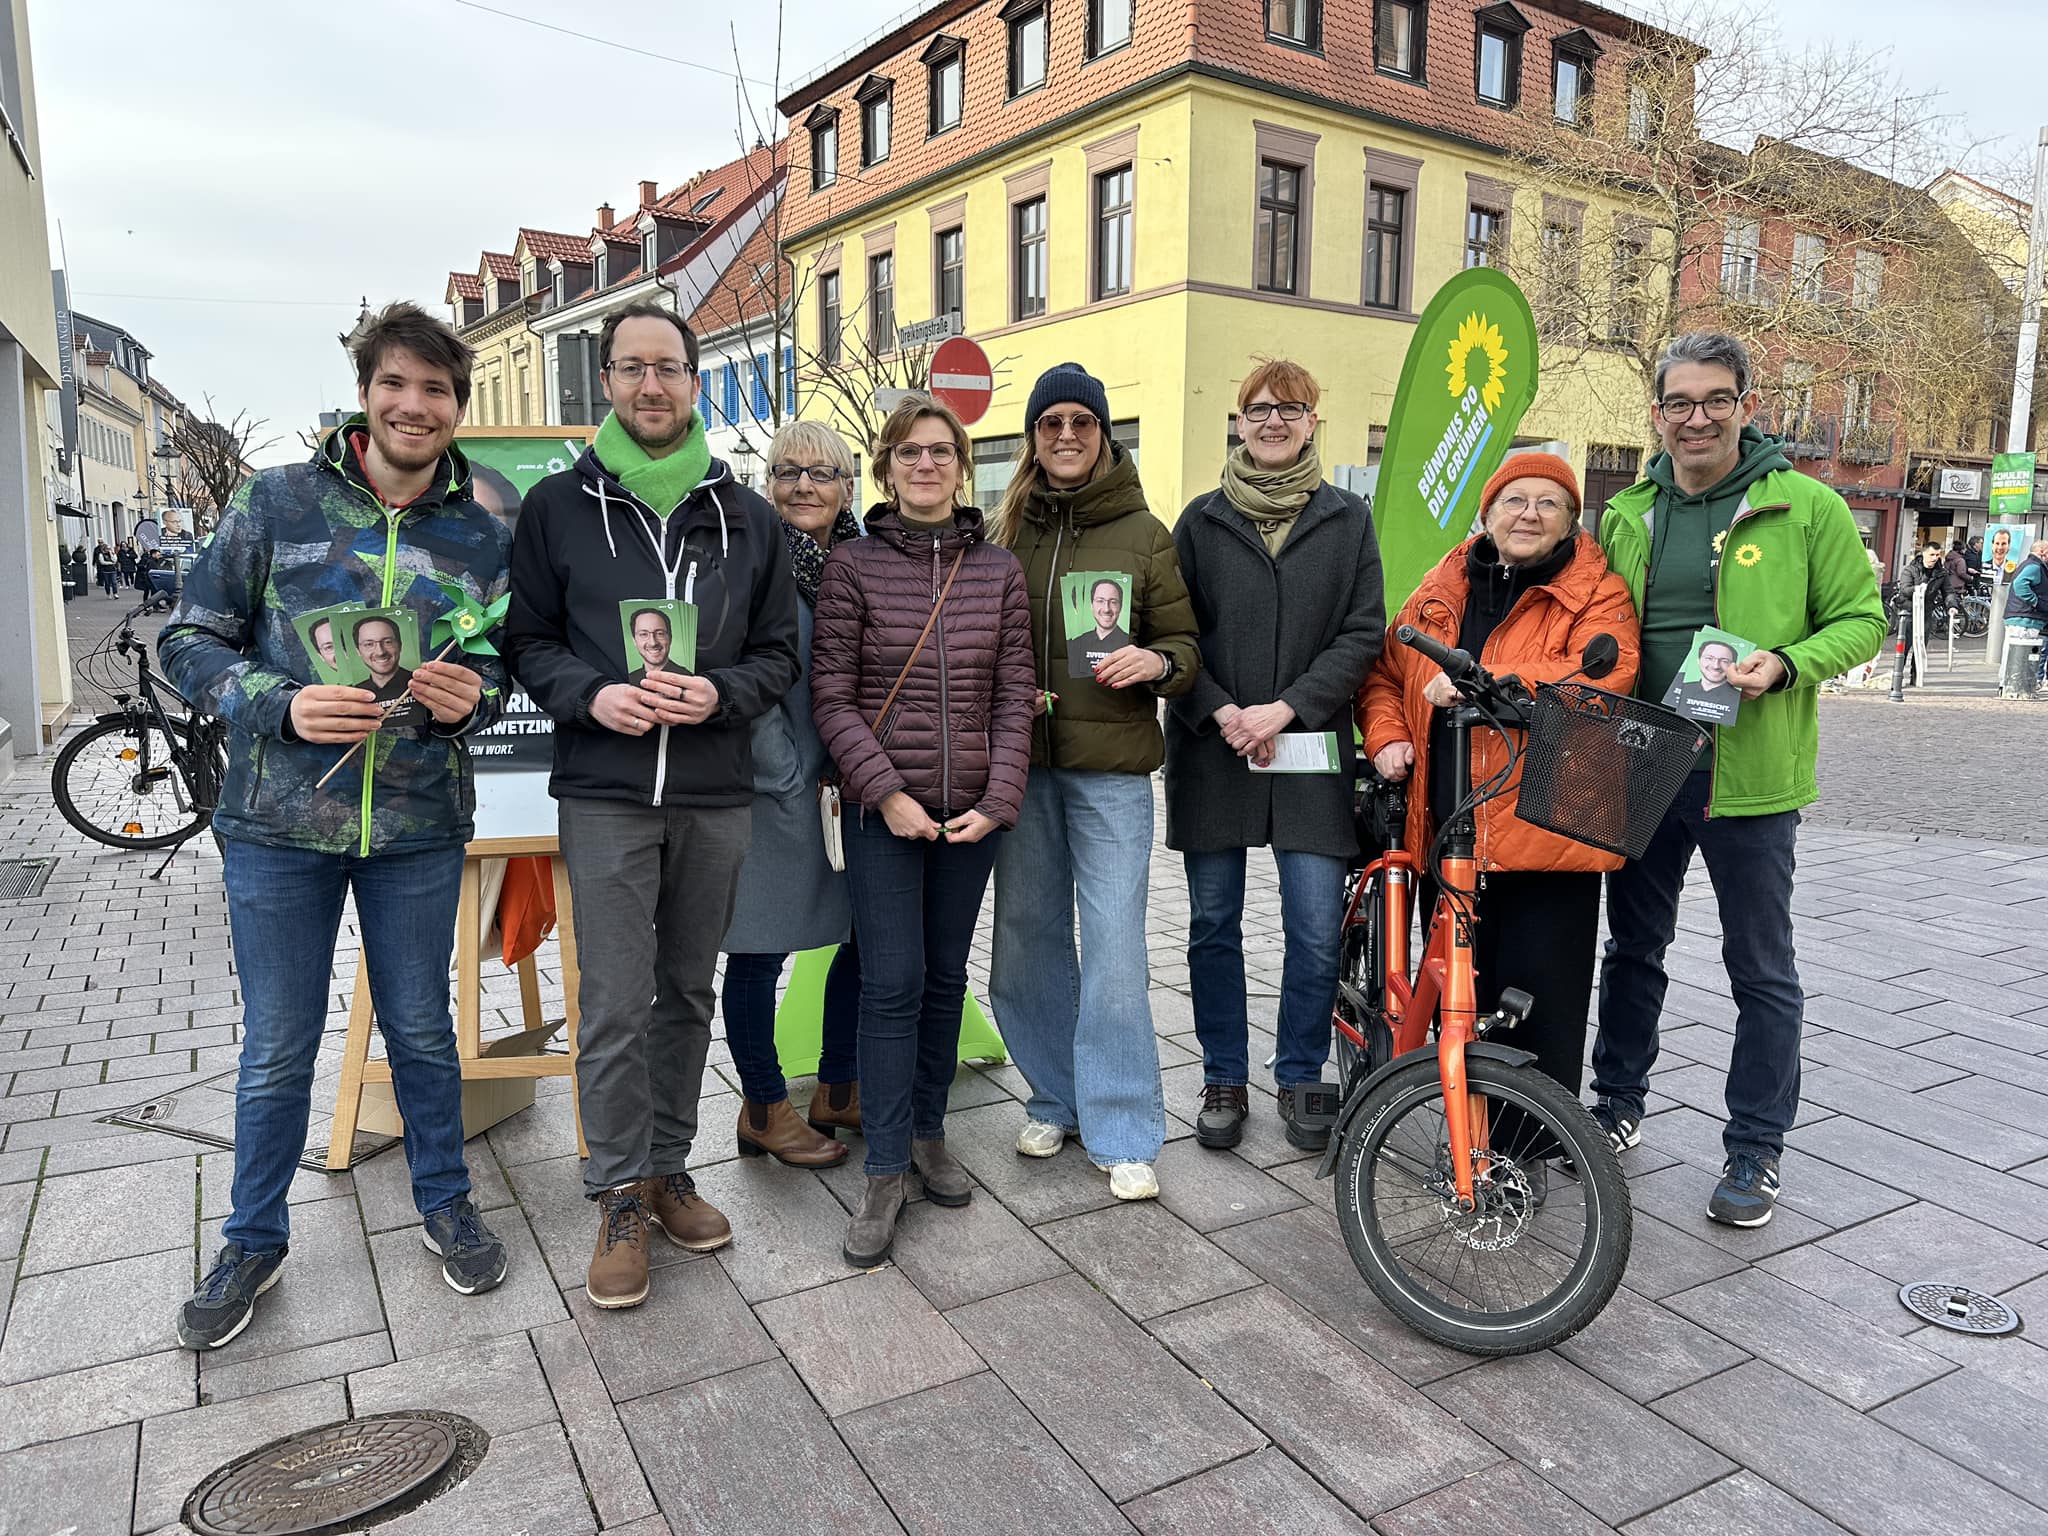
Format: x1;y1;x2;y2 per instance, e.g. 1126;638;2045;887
1898;1280;2022;1336
184;1412;485;1535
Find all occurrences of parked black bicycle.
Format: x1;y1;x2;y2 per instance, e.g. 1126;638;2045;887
53;604;227;875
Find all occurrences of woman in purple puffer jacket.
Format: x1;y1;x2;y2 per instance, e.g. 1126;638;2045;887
811;393;1036;1268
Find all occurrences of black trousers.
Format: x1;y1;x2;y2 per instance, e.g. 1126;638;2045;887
1422;867;1602;1158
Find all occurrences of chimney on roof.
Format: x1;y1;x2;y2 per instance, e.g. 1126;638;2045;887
639;180;658;209
597;203;614;231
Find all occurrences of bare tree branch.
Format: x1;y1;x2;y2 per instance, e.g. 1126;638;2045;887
170;396;276;514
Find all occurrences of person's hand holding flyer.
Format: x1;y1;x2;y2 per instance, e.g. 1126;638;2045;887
1661;626;1754;726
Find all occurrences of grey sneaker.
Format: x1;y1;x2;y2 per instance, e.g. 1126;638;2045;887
1590;1101;1642;1154
421;1197;508;1295
1707;1151;1781;1227
178;1243;286;1350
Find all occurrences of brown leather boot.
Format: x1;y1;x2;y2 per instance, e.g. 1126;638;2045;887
808;1079;863;1137
586;1186;650;1309
737;1097;850;1167
640;1171;733;1253
911;1137;974;1207
843;1173;908;1267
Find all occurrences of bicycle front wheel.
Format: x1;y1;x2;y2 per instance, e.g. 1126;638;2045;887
52;718;206;850
1334;1054;1630;1355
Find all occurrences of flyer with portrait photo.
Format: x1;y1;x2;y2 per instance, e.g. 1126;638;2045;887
1661;625;1755;727
338;607;424;729
293;602;365;686
1062;571;1134;681
620;599;698;683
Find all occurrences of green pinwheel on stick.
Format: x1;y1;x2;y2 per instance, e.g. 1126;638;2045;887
314;578;510;789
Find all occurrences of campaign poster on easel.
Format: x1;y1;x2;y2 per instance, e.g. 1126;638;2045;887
456;428;593;840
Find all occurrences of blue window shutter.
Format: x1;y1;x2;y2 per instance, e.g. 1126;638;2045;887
784;345;797;414
752;354;771;418
702;371;720;427
722;364;739;422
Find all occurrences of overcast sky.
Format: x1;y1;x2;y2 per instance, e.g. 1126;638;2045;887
32;0;2047;468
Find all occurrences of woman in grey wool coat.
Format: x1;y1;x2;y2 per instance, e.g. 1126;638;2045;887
720;421;865;1168
1165;357;1386;1156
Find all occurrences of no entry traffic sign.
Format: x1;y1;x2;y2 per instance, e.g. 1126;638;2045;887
928;336;993;425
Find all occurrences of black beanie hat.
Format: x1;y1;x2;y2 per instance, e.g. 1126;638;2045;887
1025;362;1110;434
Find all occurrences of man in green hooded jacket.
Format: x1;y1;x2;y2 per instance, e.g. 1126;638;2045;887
1589;332;1884;1228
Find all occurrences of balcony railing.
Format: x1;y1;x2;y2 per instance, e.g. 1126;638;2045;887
1838;421;1896;466
1770;411;1835;460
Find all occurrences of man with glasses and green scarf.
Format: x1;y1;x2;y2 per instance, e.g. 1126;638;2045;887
1589;331;1883;1230
505;302;799;1310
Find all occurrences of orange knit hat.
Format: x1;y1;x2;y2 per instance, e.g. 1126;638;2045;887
1479;451;1581;515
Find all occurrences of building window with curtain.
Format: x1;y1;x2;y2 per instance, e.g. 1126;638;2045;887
1364;185;1405;309
936;227;965;324
859;81;892;167
1265;0;1319;49
1004;0;1048;97
1465;205;1503;269
1376;0;1425;79
1255;159;1302;294
819;270;842;364
1095;165;1134;300
1090;0;1133;56
1014;196;1049;319
868;251;896;350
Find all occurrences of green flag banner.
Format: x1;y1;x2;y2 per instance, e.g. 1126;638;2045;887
1991;452;2037;525
1374;267;1541;607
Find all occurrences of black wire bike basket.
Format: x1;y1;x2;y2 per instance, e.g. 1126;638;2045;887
1516;683;1708;860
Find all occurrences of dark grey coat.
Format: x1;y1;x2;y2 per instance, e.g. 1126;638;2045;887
1164;481;1386;857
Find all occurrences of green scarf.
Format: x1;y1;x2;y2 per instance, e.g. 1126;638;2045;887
596;409;711;518
1221;442;1323;555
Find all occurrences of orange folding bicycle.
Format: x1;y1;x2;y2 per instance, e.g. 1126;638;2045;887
1309;624;1701;1355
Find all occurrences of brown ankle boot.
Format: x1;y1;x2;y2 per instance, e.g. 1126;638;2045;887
640;1171;733;1253
911;1137;974;1207
587;1186;650;1309
737;1097;849;1167
808;1080;863;1137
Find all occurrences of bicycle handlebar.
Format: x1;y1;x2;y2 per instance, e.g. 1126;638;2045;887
1393;624;1530;710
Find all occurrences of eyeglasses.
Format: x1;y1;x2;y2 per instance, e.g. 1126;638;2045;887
891;442;959;467
769;464;846;485
1494;495;1569;517
606;359;694;384
1654;393;1742;423
1035;412;1100;438
1240;401;1311;423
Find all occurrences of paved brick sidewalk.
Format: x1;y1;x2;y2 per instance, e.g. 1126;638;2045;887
3;744;2047;1534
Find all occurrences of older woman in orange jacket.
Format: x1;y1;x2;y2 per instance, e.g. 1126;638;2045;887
1359;452;1639;1182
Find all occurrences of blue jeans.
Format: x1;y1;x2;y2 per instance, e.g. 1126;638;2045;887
1594;769;1804;1158
843;808;1000;1176
221;837;469;1254
990;770;1164;1166
721;942;861;1103
1184;846;1346;1089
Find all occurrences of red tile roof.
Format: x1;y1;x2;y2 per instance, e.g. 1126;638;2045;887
654;141;784;223
446;271;485;300
480;252;520;282
517;227;592;264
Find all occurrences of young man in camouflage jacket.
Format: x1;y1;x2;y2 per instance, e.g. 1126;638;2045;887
160;304;514;1349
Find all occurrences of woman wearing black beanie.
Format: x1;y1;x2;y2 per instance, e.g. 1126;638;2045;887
987;363;1201;1200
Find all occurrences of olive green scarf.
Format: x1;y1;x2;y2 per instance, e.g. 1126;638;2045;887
1221;442;1322;555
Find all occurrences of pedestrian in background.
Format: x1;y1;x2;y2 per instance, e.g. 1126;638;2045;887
118;537;138;590
2004;538;2048;685
1361;452;1640;1198
987;363;1201;1202
811;394;1036;1267
1590;331;1884;1228
93;540;119;597
720;419;866;1168
1165;357;1386;1154
506;301;800;1311
160;303;514;1350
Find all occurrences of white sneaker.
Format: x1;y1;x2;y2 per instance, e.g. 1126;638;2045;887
1105;1162;1159;1201
1015;1121;1066;1158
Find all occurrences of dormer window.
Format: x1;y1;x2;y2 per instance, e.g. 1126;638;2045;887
1553;29;1601;126
595;249;609;287
553;270;565;306
923;35;965;136
806;104;840;191
1474;4;1529;108
857;75;893;167
1001;0;1048;98
643;229;658;269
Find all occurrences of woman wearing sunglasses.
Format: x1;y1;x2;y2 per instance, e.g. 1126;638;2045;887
987;363;1200;1200
1165;357;1386;1153
811;394;1036;1267
720;421;867;1168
